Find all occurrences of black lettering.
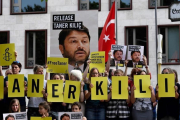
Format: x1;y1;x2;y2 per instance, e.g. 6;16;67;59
52;84;59;97
12;79;20;92
165;78;168;92
96;81;103;95
139;79;146;93
32;79;39;93
119;81;121;94
68;85;76;99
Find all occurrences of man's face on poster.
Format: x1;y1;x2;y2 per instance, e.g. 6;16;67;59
7;117;15;120
114;51;123;61
131;51;141;62
59;31;90;65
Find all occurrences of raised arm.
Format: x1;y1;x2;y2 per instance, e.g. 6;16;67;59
143;55;150;75
124;60;128;76
131;86;136;104
126;87;131;104
149;86;156;102
106;51;112;73
175;85;179;99
155;85;160;100
15;51;17;61
44;64;48;80
80;81;85;102
83;60;91;83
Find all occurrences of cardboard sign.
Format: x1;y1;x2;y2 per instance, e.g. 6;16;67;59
63;81;80;103
0;43;15;66
112;76;128;99
127;45;144;68
27;74;44;97
58;112;83;120
47;57;68;73
90;51;105;73
3;112;27;120
158;74;175;97
134;75;151;98
111;45;127;67
31;117;51;120
8;75;24;97
91;77;107;100
47;80;64;102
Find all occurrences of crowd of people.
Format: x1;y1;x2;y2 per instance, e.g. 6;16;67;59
0;52;179;120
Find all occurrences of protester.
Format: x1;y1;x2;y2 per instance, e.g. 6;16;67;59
27;65;47;120
156;68;179;120
4;61;27;112
49;73;69;120
69;69;85;115
71;102;87;120
131;70;156;120
84;67;106;120
9;99;21;113
38;101;56;120
106;69;131;120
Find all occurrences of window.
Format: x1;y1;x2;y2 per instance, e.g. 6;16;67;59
11;0;47;14
125;26;149;63
149;0;180;8
25;30;47;68
110;0;132;10
98;27;103;39
79;0;101;11
158;25;180;64
0;31;10;69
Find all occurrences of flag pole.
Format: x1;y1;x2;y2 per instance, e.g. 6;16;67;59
115;0;118;70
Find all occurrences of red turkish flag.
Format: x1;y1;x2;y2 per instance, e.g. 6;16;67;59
98;1;116;62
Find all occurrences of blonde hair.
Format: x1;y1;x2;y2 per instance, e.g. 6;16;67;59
33;65;44;73
9;99;21;113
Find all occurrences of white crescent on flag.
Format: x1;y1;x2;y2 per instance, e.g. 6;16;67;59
106;19;115;31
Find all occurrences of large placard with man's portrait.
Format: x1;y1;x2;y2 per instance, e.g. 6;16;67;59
50;11;98;74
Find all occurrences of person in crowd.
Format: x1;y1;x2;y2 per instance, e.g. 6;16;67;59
173;69;180;120
131;70;156;120
38;101;56;120
71;102;87;120
5;115;15;120
106;69;131;120
49;73;69;120
27;65;47;120
83;67;107;120
4;61;27;112
153;88;158;120
156;68;179;120
9;99;21;113
69;69;85;115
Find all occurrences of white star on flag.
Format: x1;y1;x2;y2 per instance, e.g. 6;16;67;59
103;34;110;42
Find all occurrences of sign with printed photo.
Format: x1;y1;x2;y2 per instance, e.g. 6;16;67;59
127;45;144;68
110;45;127;67
3;112;27;120
58;112;83;120
50;11;98;74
